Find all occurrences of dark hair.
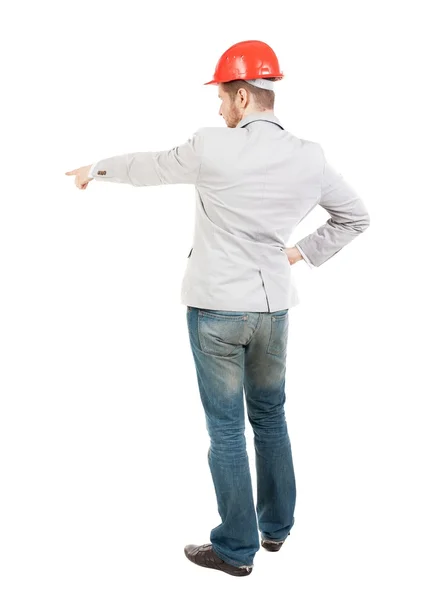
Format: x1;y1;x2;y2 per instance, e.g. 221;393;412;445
221;77;277;110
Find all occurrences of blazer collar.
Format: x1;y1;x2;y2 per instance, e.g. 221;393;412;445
236;112;283;129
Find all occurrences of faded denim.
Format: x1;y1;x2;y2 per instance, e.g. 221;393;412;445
186;306;296;568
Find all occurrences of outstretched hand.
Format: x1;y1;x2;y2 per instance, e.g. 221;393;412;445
65;165;93;190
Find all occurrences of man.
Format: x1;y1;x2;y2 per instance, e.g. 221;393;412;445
65;40;370;577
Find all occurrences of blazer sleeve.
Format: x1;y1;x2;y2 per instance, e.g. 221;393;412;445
89;130;204;186
295;153;371;268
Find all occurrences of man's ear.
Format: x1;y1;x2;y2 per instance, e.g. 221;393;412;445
237;87;248;107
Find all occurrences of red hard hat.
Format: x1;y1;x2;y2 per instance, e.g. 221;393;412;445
204;40;284;85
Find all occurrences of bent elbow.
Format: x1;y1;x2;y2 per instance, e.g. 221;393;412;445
362;212;371;230
352;211;371;233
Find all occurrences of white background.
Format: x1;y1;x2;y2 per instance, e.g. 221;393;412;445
1;0;423;597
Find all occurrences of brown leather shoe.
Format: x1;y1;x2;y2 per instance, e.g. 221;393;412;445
261;538;286;552
184;543;253;576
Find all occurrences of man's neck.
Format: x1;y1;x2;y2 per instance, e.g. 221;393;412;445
242;108;274;118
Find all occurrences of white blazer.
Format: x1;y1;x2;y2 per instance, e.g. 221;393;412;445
89;112;370;311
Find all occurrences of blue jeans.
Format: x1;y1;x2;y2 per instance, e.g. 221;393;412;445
186;306;296;568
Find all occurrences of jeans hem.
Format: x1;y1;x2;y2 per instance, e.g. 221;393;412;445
212;546;254;569
261;532;290;544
